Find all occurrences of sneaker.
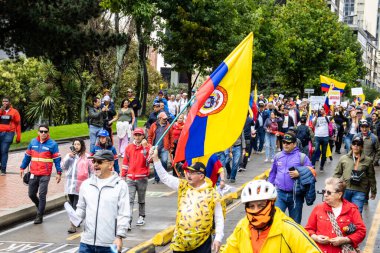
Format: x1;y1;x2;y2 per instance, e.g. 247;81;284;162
270;159;274;163
0;172;5;176
34;214;43;224
128;223;132;231
67;224;77;234
136;216;145;226
152;180;160;184
238;168;243;172
240;167;247;172
329;157;333;161
320;166;324;172
264;159;268;162
229;179;236;184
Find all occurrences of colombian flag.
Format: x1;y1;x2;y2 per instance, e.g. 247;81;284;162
174;33;253;164
320;75;346;94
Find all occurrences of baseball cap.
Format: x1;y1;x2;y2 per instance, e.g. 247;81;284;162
153;102;160;107
158;90;164;95
283;132;296;143
97;129;109;137
186;162;206;175
88;150;114;161
352;136;364;146
300;116;307;123
360;120;369;127
289;101;295;106
134;128;145;135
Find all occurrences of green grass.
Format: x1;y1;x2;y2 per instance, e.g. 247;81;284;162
10;120;146;150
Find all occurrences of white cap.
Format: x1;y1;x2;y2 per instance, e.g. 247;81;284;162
103;95;111;101
241;180;277;203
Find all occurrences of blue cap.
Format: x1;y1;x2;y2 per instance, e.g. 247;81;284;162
97;130;109;137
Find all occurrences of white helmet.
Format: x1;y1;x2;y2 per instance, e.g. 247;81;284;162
241;180;277;203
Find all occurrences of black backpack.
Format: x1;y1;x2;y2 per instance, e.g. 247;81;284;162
296;125;310;147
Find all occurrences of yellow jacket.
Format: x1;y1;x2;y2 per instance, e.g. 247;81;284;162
222;207;322;253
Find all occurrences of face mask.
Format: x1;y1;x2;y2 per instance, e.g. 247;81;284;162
246;201;275;230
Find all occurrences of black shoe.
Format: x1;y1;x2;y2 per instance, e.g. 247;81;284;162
34;214;43;224
320;167;324;172
329;157;333;161
335;151;341;154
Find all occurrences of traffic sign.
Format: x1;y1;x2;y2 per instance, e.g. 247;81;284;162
305;88;314;94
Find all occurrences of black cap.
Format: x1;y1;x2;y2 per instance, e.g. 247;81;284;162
88;150;114;161
352;136;364;146
186;162;206;175
283;132;296;143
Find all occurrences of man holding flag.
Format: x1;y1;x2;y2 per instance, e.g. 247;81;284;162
152;33;253;253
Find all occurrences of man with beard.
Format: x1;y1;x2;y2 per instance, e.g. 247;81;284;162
0;97;21;175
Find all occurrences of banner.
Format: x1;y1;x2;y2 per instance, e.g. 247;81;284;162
328;90;340;105
351;87;363;96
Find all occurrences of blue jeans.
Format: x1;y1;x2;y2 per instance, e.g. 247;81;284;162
133;117;138;130
89;125;102;152
312;136;329;168
0;132;14;172
216;151;227;167
79;243;113;253
225;145;241;180
275;189;304;224
344;134;354;153
253;127;265;152
155;148;169;182
265;133;276;159
344;189;366;213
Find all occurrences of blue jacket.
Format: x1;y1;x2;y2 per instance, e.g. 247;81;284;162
269;147;312;191
295;166;316;206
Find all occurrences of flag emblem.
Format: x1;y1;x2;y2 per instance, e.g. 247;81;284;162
198;86;228;117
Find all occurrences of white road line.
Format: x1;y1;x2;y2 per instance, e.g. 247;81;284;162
0;210;65;236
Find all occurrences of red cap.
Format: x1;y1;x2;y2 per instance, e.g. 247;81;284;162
134;128;145;135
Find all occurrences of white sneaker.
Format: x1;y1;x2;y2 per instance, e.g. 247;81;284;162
247;157;251;162
270;159;274;163
264;159;268;162
136;216;145;226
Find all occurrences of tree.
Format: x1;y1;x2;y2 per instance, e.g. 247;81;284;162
273;0;364;96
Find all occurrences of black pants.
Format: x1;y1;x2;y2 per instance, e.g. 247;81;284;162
68;194;79;210
335;130;344;152
28;175;50;215
240;140;251;169
173;236;212;253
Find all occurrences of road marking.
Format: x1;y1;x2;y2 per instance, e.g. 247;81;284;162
66;233;81;241
0;210;65;236
363;200;380;253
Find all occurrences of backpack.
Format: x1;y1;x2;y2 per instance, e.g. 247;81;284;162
296;125;310;147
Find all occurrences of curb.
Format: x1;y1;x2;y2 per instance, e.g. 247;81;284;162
0;194;66;230
127;169;272;252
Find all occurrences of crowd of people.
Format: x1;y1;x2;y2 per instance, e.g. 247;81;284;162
0;88;378;252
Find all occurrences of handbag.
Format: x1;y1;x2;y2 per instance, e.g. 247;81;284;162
326;211;358;253
23;166;31;185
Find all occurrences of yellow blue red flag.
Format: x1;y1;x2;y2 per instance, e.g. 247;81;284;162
320;75;346;94
174;33;253;164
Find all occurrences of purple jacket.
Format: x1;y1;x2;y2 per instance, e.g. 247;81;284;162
268;147;312;192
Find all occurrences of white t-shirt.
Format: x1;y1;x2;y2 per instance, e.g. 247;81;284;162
349;123;358;135
167;100;177;116
314;117;329;137
96;176;113;189
332;205;342;218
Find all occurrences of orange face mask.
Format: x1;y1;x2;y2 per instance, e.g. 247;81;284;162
246;201;275;230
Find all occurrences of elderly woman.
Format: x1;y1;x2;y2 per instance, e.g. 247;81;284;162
305;177;366;253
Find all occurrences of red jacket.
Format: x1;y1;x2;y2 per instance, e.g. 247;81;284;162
0;106;21;142
305;199;366;252
121;142;151;179
172;122;184;142
148;122;173;151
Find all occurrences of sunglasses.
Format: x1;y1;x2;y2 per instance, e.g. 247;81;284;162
282;141;294;145
92;159;105;164
321;189;338;196
352;142;362;146
39;130;49;134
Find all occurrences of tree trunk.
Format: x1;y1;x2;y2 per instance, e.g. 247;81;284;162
136;22;149;116
186;71;192;97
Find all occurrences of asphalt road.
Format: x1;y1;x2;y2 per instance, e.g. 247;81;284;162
0;150;379;253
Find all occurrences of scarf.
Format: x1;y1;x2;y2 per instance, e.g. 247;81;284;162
246;200;276;230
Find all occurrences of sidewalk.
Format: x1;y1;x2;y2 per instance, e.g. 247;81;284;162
0;137;118;229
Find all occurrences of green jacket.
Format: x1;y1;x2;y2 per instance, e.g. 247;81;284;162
334;151;377;195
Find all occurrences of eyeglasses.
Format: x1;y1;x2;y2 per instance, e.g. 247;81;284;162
92;160;105;165
39;130;49;134
321;189;338;196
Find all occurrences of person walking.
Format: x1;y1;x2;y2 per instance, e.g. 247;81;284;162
305;177;366;253
0;97;21;175
75;150;130;253
354;119;380;166
19;124;62;224
334;136;377;213
222;180;322;253
151;148;224;253
61;138;94;233
127;88;141;130
344;108;359;153
253;102;268;153
109;99;135;158
148;112;173;184
239;114;254;171
264;111;282;162
334;106;347;154
88;97;105;151
312;107;330;171
121;128;151;230
268;132;315;224
225;132;245;183
90;130;120;174
296;116;312;157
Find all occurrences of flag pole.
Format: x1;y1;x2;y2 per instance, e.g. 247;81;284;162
154;95;197;148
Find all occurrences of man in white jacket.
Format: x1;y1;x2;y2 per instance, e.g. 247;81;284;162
76;150;130;253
